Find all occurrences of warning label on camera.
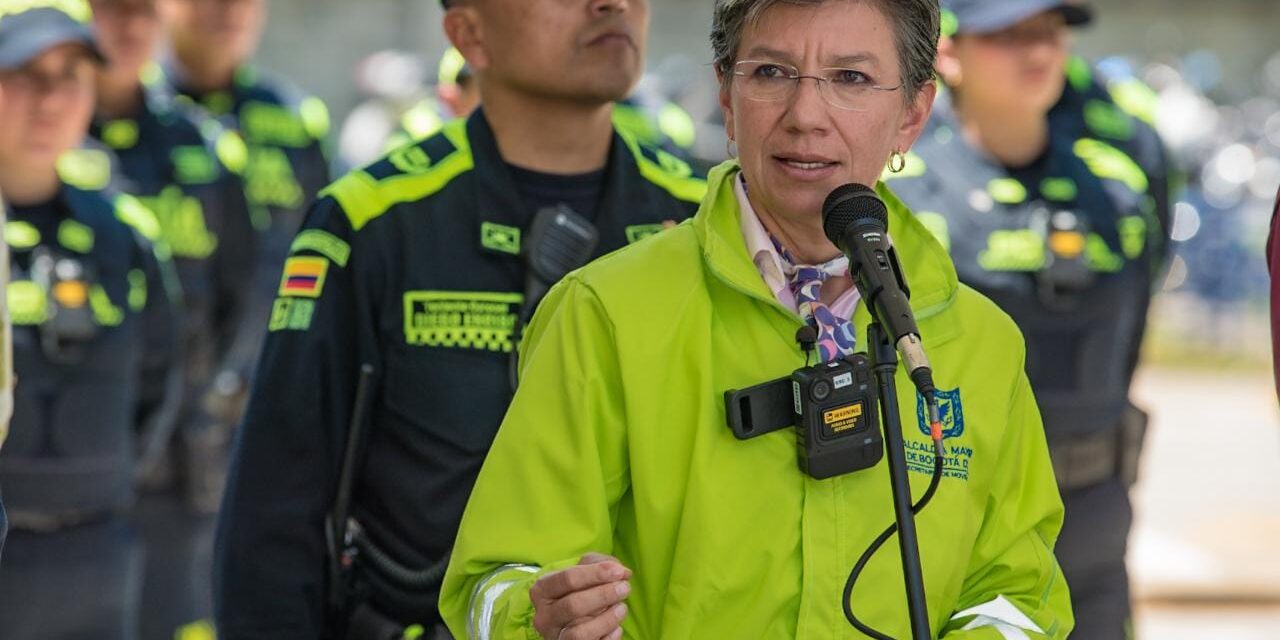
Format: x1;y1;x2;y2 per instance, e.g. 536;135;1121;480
823;403;864;433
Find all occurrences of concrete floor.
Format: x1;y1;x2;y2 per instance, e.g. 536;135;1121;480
1129;367;1280;639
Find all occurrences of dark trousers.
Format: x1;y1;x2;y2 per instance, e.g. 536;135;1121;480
1055;478;1134;640
0;518;143;639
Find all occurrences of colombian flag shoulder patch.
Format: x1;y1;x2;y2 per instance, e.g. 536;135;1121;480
279;256;330;298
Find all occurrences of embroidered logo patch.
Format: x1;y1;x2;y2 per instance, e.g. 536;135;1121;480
278;256;329;298
909;388;972;482
917;387;965;439
269;297;316;332
403;291;523;352
481;222;521;255
389;144;433;175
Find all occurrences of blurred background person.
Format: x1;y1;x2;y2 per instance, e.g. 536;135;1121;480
888;1;1172;638
387;47;479;149
0;74;9;562
87;0;260;637
1271;186;1280;401
0;1;181;636
156;0;331;472
213;0;705;637
338;43;697;173
334;47;476;171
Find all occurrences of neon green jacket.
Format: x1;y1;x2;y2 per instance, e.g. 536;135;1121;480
440;161;1073;639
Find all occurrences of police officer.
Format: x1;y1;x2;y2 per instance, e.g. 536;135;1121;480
0;78;9;560
87;0;260;636
157;0;331;417
383;47;479;153
335;49;469;172
0;1;180;636
214;0;706;637
889;1;1171;638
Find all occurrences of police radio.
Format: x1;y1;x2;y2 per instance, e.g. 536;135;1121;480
724;328;883;480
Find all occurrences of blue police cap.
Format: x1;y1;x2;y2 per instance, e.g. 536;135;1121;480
0;1;104;70
942;0;1093;36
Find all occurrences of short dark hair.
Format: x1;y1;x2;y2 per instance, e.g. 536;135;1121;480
711;0;940;103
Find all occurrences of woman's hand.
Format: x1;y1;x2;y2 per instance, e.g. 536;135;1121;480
531;553;632;640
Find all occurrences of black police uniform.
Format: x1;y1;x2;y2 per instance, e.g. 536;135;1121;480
889;90;1170;640
164;63;332;391
214;110;706;639
90;79;261;639
0;189;7;562
0;184;179;639
1045;58;1174;639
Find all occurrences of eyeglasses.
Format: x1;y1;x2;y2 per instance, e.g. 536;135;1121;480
730;60;902;111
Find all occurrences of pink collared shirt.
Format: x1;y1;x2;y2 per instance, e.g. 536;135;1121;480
734;174;862;320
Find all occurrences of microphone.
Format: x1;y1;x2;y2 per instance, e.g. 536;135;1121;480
822;184;936;398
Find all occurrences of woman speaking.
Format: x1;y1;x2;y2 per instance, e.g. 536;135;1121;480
440;1;1072;638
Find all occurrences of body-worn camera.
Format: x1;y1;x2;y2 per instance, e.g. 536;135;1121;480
22;247;101;363
725;355;883;480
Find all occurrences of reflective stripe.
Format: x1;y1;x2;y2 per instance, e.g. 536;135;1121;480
216;130;250;175
114;193;163;242
290;229;351;267
467;563;539;640
987;178;1028;205
300;96;331;140
954;595;1044;639
6;221;41;250
102;119;140;150
1066;56;1093;93
57;148;113;191
1073;138;1148;194
57;219;94;254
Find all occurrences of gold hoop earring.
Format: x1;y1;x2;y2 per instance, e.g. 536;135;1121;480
888;150;907;174
726;138;738;159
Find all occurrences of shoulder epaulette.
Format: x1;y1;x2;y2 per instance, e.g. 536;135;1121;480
618;130;706;204
320;119;473;232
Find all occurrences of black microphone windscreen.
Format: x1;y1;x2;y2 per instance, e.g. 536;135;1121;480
822;183;888;247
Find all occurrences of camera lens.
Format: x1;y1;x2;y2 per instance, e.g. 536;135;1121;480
812;380;832;401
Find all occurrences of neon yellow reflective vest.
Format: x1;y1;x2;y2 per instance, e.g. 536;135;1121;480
440;161;1073;639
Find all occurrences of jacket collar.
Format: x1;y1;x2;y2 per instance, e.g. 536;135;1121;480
695;160;961;346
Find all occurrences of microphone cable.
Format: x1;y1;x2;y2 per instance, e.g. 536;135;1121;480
842;393;947;639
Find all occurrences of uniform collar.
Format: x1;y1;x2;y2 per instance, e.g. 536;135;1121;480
159;58;249;116
466;107;661;259
91;84;168;151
